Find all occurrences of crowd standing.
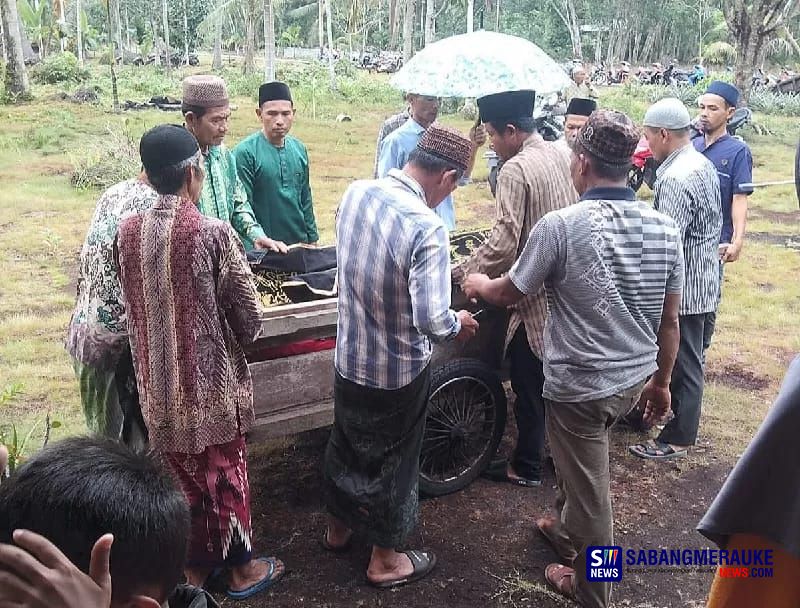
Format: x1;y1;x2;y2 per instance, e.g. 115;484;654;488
5;62;791;608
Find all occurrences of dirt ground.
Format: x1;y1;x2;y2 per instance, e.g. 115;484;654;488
210;416;730;608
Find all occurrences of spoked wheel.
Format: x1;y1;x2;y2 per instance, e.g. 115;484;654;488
419;358;507;497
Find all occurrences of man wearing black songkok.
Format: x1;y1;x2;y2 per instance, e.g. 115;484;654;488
454;90;577;489
234;81;319;245
564;97;597;146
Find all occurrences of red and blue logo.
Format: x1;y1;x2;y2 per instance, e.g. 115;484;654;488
587;546;623;582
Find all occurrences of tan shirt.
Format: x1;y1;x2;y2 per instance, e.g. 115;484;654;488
454;135;577;359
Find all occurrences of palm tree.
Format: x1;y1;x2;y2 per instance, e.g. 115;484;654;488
1;0;32;98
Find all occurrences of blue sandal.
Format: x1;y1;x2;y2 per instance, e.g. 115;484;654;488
225;556;284;600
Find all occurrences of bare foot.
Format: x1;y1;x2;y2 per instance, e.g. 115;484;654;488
366;547;414;584
230;557;284;592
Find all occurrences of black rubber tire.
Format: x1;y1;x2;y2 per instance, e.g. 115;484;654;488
795;137;800;209
418;358;507;497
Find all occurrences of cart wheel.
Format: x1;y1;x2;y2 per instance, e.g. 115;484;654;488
419;358;507;497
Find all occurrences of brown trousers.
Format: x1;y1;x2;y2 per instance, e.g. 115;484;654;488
544;380;645;608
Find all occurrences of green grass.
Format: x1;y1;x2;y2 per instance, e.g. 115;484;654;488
1;67;798;461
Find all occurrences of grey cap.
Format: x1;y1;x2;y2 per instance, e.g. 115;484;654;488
642;97;691;130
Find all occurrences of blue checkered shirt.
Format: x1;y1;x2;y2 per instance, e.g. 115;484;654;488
335;169;461;389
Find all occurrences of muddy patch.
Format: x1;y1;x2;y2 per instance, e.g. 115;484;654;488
706;363;771;392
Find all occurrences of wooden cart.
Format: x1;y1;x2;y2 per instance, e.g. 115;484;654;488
246;290;510;497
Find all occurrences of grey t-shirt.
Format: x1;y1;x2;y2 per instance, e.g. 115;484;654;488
508;187;684;403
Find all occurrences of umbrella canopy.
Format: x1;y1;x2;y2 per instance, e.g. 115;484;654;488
391;31;572;98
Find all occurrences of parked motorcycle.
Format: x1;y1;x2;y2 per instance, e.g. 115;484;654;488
627;107;753;192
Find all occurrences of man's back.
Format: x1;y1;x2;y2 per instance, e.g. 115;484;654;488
654;145;721;315
116;195;262;453
510;190;684;402
335;171;456;390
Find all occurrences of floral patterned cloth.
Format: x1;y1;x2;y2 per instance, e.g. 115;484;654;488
391;31;572;98
66;179;158;369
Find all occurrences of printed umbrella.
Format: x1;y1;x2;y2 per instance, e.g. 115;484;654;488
390;30;572;98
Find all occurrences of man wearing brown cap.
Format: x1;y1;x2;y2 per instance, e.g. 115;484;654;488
181;75;285;252
464;110;684;608
454;89;577;489
322;124;479;588
234;81;318;246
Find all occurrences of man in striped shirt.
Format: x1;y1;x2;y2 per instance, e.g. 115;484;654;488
464;110;683;608
322;124;478;588
630;98;722;460
454;89;577;488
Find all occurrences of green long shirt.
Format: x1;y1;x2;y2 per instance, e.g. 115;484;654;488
233;132;319;245
197;144;267;249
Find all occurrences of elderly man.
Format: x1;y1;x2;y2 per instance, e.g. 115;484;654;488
181;75;284;252
373;102;410;177
323;124;479;588
630;98;721;460
464;110;683;608
563;97;597;146
66;170;156;448
116;125;284;601
377;93;485;230
234;81;318;246
693;81;754;353
566;66;598;100
454;89;577;488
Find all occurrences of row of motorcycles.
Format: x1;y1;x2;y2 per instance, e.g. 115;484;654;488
590;62;707;87
486;96;752;196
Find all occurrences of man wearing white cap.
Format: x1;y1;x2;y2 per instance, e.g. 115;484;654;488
630;97;722;461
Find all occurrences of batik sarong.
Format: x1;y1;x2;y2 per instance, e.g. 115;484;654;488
323;366;431;548
165;435;253;568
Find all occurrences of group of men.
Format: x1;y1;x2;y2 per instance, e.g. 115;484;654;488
0;70;755;608
323;79;753;607
62;74;321;601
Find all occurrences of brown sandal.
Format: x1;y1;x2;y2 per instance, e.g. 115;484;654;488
545;563;576;599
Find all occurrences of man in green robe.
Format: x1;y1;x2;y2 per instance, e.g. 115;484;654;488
234;81;319;246
182;75;287;252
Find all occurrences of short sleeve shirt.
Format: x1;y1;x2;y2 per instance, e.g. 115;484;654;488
692;134;753;243
508;187;684;403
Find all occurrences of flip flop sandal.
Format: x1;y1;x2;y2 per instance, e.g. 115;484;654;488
628;440;687;460
225;556;284;600
545;563;576;600
320;529;353;553
368;550;438;589
483;459;542;488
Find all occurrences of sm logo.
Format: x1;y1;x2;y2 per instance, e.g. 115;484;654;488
586;546;623;582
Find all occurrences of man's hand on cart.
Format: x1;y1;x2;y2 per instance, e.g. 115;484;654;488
455;310;479;343
254;236;289;254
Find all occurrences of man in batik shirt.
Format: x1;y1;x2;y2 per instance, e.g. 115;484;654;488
182;75;287;253
66;174;156;447
117;125;284;601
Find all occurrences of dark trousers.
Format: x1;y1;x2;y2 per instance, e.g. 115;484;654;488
658;313;713;446
703;262;724;354
508;327;546;479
